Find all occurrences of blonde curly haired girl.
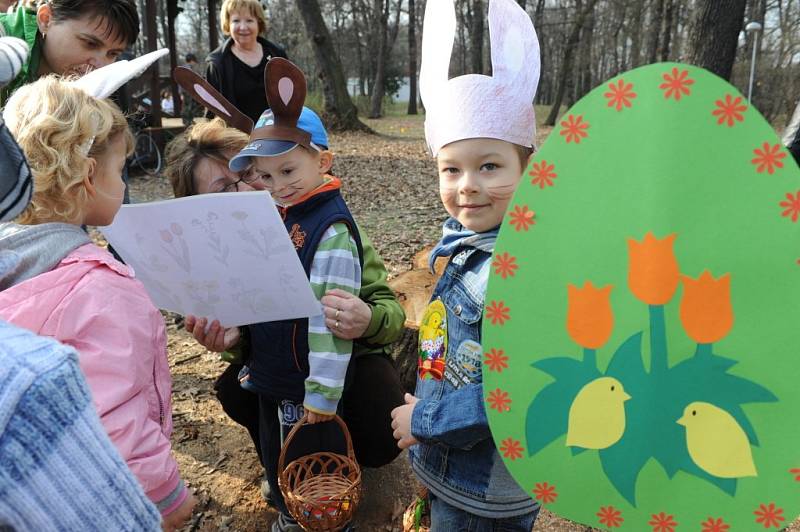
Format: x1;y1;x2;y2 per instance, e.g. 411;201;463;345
4;75;131;225
0;75;196;530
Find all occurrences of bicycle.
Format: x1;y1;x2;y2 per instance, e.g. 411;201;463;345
128;115;162;177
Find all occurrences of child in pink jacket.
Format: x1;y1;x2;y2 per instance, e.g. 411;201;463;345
0;76;195;530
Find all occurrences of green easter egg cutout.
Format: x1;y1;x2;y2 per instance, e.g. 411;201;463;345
484;63;800;531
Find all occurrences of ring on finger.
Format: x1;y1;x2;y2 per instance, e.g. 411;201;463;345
334;320;340;329
335;308;341;319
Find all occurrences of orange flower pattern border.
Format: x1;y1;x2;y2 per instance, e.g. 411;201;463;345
659;67;694;101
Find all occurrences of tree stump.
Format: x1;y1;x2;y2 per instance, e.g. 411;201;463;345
389;247;446;392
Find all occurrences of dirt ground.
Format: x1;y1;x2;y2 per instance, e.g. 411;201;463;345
124;114;799;532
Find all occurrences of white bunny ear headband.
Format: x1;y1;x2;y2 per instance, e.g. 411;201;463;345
2;48;169;154
419;0;540;157
69;48;170;100
70;48;170;153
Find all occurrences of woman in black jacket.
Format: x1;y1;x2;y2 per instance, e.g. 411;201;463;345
205;0;287;123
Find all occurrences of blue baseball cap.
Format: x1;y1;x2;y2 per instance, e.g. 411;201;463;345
229;106;329;172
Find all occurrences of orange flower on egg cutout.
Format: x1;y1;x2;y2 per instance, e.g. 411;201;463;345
627;232;680;305
679;271;733;344
566;281;614;349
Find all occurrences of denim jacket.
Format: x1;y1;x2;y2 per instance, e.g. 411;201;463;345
409;243;538;518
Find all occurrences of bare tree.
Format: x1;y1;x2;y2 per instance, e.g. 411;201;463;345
684;0;747;80
407;0;419;114
545;0;600;126
469;0;485;74
369;0;390;117
646;0;665;64
295;0;370;131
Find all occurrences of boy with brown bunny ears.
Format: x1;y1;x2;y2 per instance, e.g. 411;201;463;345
178;58;365;532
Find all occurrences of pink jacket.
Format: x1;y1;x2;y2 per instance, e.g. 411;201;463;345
0;243;187;515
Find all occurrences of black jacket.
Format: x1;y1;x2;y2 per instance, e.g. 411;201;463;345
204;36;287;121
789;126;800;167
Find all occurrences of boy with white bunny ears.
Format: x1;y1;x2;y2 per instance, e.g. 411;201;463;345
389;0;541;528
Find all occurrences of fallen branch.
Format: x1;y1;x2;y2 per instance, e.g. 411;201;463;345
175;352;203;365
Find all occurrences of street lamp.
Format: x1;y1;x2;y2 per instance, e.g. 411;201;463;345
745;21;763;103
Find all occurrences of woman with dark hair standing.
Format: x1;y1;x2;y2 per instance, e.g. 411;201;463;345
205;0;287;124
0;0;139;104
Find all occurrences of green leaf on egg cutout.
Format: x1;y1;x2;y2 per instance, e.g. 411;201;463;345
483;63;800;531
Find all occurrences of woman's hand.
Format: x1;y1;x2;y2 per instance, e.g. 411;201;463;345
321;289;372;340
184;315;240;352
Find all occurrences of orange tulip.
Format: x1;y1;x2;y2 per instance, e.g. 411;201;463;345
566;281;614;349
679;270;734;344
627;232;680;305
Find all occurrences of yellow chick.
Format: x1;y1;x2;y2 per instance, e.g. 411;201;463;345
676;401;757;478
566;377;631;449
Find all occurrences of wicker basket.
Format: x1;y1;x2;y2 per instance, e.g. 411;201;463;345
278;413;362;531
402;488;431;532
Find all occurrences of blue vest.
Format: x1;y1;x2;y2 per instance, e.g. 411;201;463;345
245;188;363;401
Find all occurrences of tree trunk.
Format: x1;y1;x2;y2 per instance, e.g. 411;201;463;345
369;0;389;118
407;0;418;115
545;0;600;126
646;0;665;64
628;0;645;67
167;0;181;115
207;0;219;51
470;0;484;74
577;3;594;99
145;0;161;127
684;0;747;80
295;0;371;131
660;0;675;61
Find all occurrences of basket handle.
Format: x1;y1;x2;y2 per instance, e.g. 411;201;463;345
278;412;357;475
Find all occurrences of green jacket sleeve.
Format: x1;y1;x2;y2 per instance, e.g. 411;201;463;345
357;228;405;347
0;8;41;106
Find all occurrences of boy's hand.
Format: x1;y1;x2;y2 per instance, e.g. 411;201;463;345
161;492;196;532
184;315;240;352
391;393;420;449
306;411;335;424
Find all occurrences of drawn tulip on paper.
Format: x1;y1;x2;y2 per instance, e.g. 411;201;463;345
160;223;191;273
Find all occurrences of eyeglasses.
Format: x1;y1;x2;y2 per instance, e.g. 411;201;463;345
211;169;263;193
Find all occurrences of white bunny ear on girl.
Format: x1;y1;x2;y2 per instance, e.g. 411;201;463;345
419;0;540;157
69;48;170;100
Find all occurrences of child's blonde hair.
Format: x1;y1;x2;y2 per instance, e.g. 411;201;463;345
4;76;133;225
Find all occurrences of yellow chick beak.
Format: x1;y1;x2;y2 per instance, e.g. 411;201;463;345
622;391;632;401
676;415;686;426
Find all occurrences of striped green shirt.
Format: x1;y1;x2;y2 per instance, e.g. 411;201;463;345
303;222;361;414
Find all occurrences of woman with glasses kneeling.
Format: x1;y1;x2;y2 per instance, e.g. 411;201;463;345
164;119;406;497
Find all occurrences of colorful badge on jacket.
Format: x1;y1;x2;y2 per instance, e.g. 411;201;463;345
418;299;447;380
484;63;800;530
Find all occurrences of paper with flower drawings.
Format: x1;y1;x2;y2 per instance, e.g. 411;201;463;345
100;191;320;327
484;63;800;531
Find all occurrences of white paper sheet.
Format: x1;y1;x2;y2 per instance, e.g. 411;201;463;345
100;191;321;327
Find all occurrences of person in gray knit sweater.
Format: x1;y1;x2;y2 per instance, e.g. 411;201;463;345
0;37;161;532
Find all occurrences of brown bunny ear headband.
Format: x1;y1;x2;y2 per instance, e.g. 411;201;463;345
173;66;254;134
175;58;324;172
249;57;311;149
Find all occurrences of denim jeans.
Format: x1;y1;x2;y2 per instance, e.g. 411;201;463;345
429;493;539;532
